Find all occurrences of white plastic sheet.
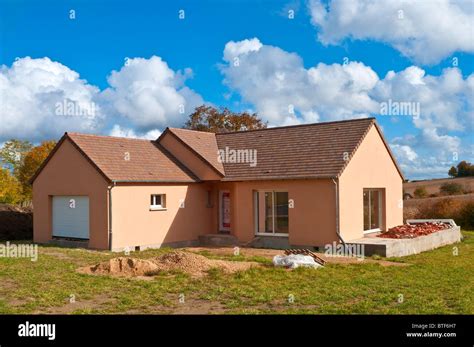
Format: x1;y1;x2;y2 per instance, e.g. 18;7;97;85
272;254;322;269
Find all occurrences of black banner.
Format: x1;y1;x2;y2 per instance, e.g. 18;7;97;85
0;314;472;346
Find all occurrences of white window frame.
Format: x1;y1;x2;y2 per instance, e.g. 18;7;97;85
254;190;289;237
150;194;166;211
363;189;382;234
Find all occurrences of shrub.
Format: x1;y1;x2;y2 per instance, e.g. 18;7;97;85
440;183;464;196
412;198;473;229
457;202;474;230
413;187;428;198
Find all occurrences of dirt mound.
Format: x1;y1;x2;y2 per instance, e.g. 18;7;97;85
0;204;33;241
79;251;259;278
82;257;160;276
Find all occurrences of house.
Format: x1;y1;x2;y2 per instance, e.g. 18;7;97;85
31;117;404;251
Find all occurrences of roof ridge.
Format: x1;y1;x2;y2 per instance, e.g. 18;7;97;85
215;117;376;136
66;132;155;142
168;127;216;135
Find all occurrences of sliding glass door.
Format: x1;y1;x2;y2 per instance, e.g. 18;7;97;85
363;189;382;232
254;191;289;235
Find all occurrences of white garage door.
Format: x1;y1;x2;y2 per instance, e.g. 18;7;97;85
52;196;90;239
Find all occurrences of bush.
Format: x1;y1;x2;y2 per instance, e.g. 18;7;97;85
440;183;464;196
414;187;428;198
457;202;474;230
412;198;473;229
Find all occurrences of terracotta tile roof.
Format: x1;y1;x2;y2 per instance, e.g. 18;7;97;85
166;128;225;175
66;133;198;182
31;117;403;185
215;118;380;180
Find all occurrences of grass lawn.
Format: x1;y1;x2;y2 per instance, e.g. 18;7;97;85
0;231;473;314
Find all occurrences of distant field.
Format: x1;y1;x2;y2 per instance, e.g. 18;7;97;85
404;177;474;197
404;193;474;208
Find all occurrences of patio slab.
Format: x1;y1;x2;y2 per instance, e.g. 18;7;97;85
347;221;462;258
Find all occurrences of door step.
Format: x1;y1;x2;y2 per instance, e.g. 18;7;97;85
198;234;239;247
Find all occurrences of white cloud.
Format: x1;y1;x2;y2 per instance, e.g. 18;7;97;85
0;57;103;142
221;38;473;178
101;56;203;131
373;67;473;132
391;144;418;162
0;56;204;142
221;38;380;125
308;0;474;64
109;125;161;140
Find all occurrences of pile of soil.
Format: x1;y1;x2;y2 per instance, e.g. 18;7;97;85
378;222;450;239
79;251;259;278
0;204;33;241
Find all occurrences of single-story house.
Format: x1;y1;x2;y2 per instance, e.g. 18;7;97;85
31;117;404;251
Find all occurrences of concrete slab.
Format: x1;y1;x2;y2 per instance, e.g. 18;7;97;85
347;223;462;257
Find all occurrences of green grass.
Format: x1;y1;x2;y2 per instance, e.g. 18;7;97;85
0;232;473;314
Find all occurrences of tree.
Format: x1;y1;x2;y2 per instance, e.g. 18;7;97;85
0;140;33;174
413;187;428;198
184;105;267;133
448;166;457;177
17;141;56;200
456;161;474;177
0;167;22;204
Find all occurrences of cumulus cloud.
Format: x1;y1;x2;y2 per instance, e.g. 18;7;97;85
101;56;203;131
308;0;474;64
0;57;103;142
221;38;473;178
221;38;380;125
109;124;161;140
0;56;204;143
221;38;473;132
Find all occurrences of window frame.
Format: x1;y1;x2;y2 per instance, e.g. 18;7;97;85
253;190;289;237
150;194;166;211
363;189;383;234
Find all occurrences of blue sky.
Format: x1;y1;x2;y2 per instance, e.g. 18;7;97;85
0;0;473;179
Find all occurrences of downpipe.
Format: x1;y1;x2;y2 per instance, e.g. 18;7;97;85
108;181;116;251
332;178;346;247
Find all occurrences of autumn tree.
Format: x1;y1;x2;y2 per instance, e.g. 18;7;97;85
0;167;22;204
448;161;474;177
17;140;56;200
0;139;33;174
448;166;457;177
184;105;267;133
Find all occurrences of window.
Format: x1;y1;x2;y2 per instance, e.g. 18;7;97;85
150;194;166;210
363;189;382;232
254;191;289;235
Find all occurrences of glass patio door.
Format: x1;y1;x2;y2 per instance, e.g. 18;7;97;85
255;191;289;235
363;189;382;232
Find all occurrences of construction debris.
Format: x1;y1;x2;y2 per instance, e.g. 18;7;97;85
284;249;326;266
273;254;322;269
378;222;450;239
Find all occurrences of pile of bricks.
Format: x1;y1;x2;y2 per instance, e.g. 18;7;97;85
378;222;450;239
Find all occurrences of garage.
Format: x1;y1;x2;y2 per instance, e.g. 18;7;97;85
52;196;90;239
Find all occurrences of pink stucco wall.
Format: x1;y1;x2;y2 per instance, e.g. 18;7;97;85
32;138;110;249
338;125;403;241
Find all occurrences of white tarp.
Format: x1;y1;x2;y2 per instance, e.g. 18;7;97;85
273;254;323;269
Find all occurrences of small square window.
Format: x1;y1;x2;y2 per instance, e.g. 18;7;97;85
150;194;166;210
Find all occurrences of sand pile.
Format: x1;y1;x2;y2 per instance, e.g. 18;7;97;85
79;251;259;278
